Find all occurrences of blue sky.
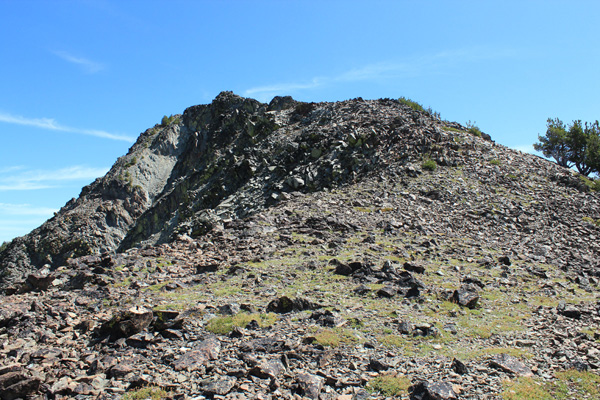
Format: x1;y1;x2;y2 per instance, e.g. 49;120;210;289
1;0;599;243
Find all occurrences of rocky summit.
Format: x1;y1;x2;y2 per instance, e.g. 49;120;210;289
0;92;599;399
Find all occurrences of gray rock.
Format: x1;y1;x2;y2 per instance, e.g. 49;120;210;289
266;296;320;313
202;376;236;396
99;306;153;339
409;381;457;400
377;286;397;298
249;358;286;379
295;373;324;399
174;338;221;372
452;287;479;309
489;354;533;377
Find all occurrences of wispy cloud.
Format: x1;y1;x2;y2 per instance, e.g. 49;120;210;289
0;166;25;174
245;78;324;96
0;203;58;216
0;165;109;191
512;144;539;155
52;50;105;74
245;46;517;100
0;112;135;142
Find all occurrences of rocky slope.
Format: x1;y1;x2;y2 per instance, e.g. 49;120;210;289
0;93;599;399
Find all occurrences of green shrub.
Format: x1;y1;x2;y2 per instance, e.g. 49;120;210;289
466;121;483;137
398;97;440;118
161;114;180;126
422;158;437;171
399;97;426;113
489;159;501;166
579;175;600;192
123;157;137;169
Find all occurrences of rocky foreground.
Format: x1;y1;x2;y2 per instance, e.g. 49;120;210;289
1;93;600;399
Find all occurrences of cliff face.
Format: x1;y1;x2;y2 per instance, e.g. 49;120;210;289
1;91;599;291
0;109;193;288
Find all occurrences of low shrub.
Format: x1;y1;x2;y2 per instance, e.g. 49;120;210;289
161;114;180;126
579;175;600;192
122;386;169;400
367;374;411;397
399;97;426;113
466;120;483;137
422;158;437;171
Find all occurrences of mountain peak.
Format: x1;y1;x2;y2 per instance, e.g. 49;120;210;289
0;93;596;291
1;93;599;398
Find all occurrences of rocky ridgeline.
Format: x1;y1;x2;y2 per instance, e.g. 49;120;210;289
1;93;600;399
1;91;464;290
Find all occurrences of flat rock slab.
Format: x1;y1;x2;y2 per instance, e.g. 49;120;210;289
174;338;221;372
249;358;286;379
202;376;236;396
489;354;533;377
0;370;41;400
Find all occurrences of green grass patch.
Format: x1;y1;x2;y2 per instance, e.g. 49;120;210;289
205;312;277;335
502;377;554;400
443;126;462;133
454;346;532;360
122;386;169;400
312;328;363;347
367;374;411;397
582;216;600;226
502;370;600;399
144;281;171;292
553;369;600;398
112;276;132;288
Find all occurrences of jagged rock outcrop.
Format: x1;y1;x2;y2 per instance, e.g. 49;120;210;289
0;114;192;290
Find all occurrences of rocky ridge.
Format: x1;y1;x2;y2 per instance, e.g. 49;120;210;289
0;92;599;399
2;91;450;289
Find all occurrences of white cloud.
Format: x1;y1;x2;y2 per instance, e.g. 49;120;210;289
0;166;25;174
0;165;109;191
245;78;324;97
52;50;105;74
244;46;517;99
0;112;135;142
0;203;58;216
512;144;538;155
